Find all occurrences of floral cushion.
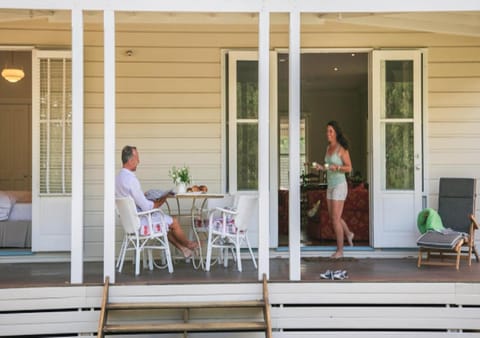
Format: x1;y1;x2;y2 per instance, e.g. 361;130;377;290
211;217;238;234
278;190;289;235
140;224;163;236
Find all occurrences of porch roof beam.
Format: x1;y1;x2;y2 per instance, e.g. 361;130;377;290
0;0;478;12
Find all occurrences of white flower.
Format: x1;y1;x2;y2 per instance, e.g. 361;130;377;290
169;166;192;184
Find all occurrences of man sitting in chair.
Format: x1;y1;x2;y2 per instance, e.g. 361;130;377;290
116;145;198;258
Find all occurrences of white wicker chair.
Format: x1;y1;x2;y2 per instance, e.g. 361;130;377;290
116;196;173;275
205;195;257;272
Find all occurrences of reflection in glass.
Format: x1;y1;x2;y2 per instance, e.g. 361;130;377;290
384;60;413;119
237;124;258;190
237;61;258;119
385;123;413;190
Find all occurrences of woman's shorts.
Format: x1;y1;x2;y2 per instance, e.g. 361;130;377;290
327;181;348;201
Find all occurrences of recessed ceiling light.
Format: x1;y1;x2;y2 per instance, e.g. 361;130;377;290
333;67;340;72
351;53;356;56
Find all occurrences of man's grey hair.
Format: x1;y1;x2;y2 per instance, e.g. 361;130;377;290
121;145;137;164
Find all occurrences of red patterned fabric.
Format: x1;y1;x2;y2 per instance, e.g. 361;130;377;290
306;184;369;241
211;217;238;234
278;190;289;235
140;224;163;236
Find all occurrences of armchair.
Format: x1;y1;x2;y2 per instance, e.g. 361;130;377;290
116;196;173;275
205;195;258;272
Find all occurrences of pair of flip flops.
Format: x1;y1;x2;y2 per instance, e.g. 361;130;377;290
320;270;348;280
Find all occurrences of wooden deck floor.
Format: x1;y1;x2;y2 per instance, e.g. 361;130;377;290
1;256;479;288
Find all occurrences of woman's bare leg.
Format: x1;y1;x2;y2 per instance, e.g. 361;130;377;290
327;199;346;258
340;218;354;246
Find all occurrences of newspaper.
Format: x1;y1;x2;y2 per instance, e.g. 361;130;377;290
144;189;175;201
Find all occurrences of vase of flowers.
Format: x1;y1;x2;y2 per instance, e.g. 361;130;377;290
169;165;192;193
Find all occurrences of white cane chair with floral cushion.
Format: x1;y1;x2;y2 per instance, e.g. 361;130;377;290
205;195;258;272
116;196;173;275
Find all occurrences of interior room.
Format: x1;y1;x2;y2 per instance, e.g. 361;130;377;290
277;52;369;247
0;50;32;250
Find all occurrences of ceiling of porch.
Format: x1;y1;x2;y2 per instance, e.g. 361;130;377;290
0;10;478;37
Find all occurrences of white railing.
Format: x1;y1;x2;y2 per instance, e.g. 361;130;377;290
0;282;479;337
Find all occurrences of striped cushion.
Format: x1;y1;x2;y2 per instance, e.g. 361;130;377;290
417;230;465;249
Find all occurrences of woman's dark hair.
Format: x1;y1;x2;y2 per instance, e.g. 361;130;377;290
121;145;137;164
327;120;349;150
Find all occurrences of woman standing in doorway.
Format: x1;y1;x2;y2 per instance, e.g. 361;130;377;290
314;120;354;258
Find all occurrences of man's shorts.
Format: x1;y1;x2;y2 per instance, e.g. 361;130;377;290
326;181;348;201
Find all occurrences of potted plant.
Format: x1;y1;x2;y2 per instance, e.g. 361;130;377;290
169;166;192;193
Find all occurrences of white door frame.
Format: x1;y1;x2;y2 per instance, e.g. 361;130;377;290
371;49;424;248
226;50;278;248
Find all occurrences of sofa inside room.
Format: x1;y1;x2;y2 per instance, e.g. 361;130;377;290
278;181;370;244
306;182;369;242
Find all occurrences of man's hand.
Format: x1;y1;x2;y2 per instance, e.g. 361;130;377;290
153;195;168;208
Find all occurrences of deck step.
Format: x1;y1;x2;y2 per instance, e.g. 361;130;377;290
97;274;272;337
104;321;267;333
107;300;265;310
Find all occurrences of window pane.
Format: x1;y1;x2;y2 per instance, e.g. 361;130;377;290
40;59;49;120
64;121;72;193
385;123;414;190
39;56;72;195
384;60;413;119
236;61;258;119
39;123;48;193
237;123;258;190
49;122;64;193
278;119;306;189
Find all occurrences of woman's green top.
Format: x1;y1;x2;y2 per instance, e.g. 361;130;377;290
324;146;346;189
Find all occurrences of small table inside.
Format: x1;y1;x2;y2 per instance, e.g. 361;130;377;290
165;193;225;270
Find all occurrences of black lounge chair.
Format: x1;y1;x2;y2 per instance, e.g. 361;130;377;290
417;178;479;270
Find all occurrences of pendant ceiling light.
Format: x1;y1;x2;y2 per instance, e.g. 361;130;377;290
2;51;25;83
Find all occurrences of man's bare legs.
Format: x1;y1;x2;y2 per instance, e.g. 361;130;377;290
167;217;198;257
327;199;353;258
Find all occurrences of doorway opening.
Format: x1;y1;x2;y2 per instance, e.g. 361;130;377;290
277;51;369;248
0;49;32;252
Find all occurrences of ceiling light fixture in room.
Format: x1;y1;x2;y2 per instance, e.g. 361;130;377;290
1;51;25;83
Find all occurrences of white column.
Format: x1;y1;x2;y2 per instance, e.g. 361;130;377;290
103;9;116;283
70;7;84;284
288;9;301;281
258;8;270;280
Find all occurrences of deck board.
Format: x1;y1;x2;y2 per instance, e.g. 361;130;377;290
0;256;479;287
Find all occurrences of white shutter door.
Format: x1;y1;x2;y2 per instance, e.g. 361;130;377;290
32;50;72;252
